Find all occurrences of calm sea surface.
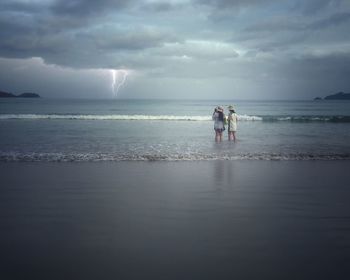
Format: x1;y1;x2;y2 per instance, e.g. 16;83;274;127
1;98;350;161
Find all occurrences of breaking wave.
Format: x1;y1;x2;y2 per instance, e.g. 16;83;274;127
0;114;211;121
1;152;350;162
0;114;261;121
1;114;350;122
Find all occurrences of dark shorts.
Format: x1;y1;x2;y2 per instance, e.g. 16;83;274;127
215;128;225;133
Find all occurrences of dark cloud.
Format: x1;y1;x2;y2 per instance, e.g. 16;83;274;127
196;0;272;9
90;28;179;50
50;0;133;17
139;2;185;12
244;12;350;33
0;0;47;13
0;0;350;98
195;0;278;22
0;0;179;68
235;9;350;53
0;14;77;59
292;0;344;15
244;18;305;33
309;12;350;29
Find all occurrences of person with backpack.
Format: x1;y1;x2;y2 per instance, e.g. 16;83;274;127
212;106;225;142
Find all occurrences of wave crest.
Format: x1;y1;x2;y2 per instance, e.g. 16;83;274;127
0;114;211;121
1;114;350;122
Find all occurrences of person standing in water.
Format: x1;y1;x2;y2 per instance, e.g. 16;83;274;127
227;105;238;142
212;106;225;142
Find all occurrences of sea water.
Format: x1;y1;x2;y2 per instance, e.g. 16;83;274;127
0;98;350;161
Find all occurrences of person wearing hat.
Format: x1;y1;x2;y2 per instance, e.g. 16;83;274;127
227;105;238;142
212;106;226;142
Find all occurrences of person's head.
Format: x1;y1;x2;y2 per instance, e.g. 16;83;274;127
228;105;235;113
216;106;224;120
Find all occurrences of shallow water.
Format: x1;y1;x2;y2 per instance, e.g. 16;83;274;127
1;99;350;161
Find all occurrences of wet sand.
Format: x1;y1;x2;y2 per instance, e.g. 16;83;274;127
1;161;350;279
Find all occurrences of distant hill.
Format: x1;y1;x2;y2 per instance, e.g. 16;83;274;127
17;92;40;98
324;92;350;100
0;91;16;98
314;92;350;100
0;90;40;98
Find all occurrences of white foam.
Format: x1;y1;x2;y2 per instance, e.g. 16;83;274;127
277;116;331;121
238;114;263;121
0;114;262;121
3;114;346;122
1;151;349;162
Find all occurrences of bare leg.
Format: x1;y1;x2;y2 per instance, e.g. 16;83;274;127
233;132;236;142
228;132;234;141
215;131;220;142
219;132;223;142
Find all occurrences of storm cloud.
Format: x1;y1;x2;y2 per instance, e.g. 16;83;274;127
0;0;349;99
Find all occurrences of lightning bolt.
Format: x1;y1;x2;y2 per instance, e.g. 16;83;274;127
111;69;128;98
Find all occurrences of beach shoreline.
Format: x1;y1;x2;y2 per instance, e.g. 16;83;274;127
1;160;350;279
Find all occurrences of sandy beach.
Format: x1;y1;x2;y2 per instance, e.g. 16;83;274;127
1;160;350;279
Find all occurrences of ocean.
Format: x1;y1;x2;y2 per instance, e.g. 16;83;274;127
2;98;350;280
1;98;350;161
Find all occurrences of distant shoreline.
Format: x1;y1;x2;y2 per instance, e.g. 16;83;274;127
0;91;40;98
314;92;350;100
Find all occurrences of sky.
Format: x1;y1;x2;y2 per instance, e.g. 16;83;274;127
0;0;350;99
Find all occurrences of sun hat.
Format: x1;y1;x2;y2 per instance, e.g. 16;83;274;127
228;105;234;111
217;106;224;112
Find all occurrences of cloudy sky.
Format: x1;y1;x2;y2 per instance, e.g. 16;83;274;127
1;0;350;99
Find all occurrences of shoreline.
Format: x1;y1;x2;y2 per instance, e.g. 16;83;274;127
2;154;350;162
